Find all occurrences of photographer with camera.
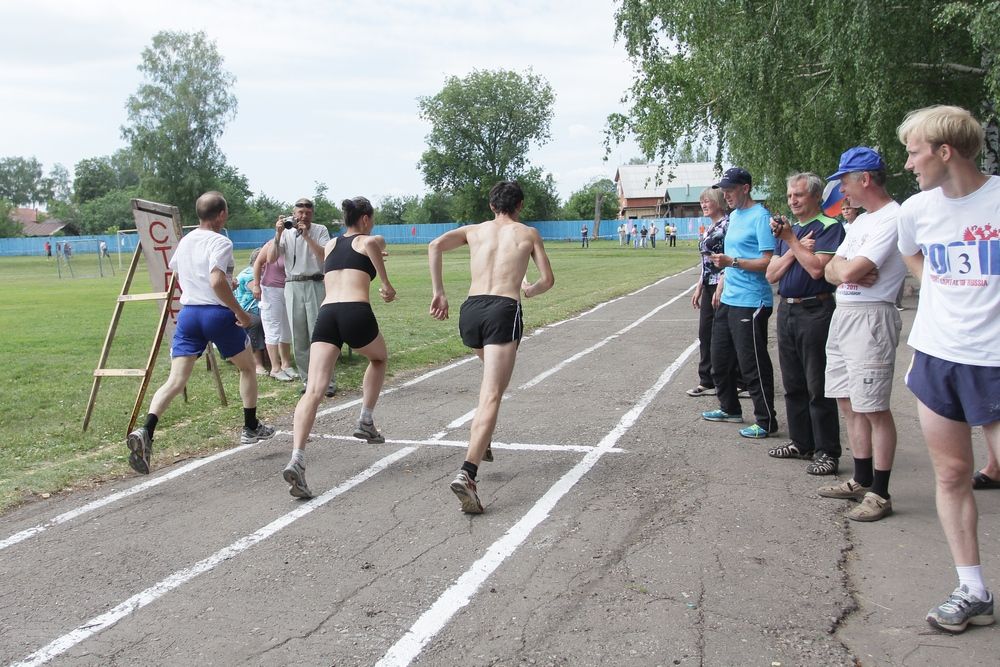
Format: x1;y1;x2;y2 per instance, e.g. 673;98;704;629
764;173;845;476
268;197;336;396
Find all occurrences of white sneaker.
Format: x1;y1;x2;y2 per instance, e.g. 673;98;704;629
270;369;293;382
283;367;300;379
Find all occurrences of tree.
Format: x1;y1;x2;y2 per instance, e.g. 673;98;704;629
376;195;418;225
0;199;22;237
418;69;556;222
404;192;456;225
562;178;619;220
312;182;343;227
121;30;237;219
77;187;141;235
0;156;45;206
518;169;563;222
608;0;999;202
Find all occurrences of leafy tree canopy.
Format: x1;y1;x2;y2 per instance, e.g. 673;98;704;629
609;0;1000;200
122;30;237;220
418;69;556;222
562;177;619;220
0;156;45;207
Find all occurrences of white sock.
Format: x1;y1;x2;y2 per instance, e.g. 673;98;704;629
956;565;989;600
290;449;305;467
360;407;374;424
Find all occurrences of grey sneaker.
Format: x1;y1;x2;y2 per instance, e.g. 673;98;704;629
283;367;299;379
846;492;892;522
686;385;716;397
241;422;276;444
353;420;385;444
282;460;313;499
482;444;493;463
450;470;484;514
325;382;337;398
927;585;995;633
817;478;870;500
126;426;152;475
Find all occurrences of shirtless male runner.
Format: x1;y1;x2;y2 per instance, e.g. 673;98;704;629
428;181;555;513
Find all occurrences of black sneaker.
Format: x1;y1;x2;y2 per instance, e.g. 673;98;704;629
126;427;152;475
806;451;839;475
241;422;276;445
482;444;494;463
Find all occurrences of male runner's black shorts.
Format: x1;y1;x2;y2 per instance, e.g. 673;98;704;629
459;295;523;349
311;302;379;349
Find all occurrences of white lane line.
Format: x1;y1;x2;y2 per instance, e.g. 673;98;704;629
315;356;477;418
0;441;260;553
279;431;626;454
417;281;695;433
0;357;478;554
375;340;700;667
517;283;694;392
10;447;417;667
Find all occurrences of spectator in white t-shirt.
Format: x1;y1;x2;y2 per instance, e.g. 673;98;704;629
816;147;907;523
896;105;999;634
126;192;274;475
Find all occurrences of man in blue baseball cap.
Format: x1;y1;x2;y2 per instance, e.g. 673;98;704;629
701;167;779;439
815;146;907;522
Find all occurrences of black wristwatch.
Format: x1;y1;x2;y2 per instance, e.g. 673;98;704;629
732;257;741;269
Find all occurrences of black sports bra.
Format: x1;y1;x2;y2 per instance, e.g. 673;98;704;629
324;234;376;280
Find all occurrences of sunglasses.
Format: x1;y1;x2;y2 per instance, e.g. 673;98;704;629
295;202;314;209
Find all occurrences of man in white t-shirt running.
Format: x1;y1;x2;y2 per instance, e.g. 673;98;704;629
817;147;907;522
126;192;274;475
896;105;998;634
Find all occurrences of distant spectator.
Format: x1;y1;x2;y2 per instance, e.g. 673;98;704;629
618;223;626;246
63;242;72;258
44;241;51;258
640;225;648;247
650;222;658;248
581;224;589;248
99;240;110;258
669;223;678;247
625;223;632;247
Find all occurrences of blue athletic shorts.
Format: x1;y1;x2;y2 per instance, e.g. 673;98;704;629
905;350;1000;426
171;305;249;359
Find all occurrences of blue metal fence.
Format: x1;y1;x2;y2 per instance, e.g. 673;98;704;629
0;218;708;256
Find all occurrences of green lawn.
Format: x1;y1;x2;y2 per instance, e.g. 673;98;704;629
0;239;698;512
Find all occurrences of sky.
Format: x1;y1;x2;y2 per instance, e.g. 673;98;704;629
0;0;642;207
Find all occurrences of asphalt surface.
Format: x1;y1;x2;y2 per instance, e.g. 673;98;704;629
0;267;996;666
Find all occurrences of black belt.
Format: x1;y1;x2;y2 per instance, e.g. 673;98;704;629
286;274;323;282
782;292;832;304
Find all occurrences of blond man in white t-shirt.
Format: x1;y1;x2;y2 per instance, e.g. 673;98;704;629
897;105;998;633
817;147;907;523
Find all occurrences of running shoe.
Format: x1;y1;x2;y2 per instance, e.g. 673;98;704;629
926;585;995;633
283;460;313;499
241;422;276;445
739;423;771;439
450;470;484;514
325;382;337;398
686;385;716;397
126;426;152;475
701;409;743;423
353;420;385;444
482;444;494;463
270;369;294;382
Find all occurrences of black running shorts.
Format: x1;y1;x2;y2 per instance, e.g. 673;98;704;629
311;302;379;349
458;295;523;349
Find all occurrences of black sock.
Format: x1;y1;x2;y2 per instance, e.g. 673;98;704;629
871;469;892;500
461;461;478;480
144;414;159;439
853;457;873;487
244;407;259;431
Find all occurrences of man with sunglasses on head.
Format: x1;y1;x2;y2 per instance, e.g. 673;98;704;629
269;197;336;396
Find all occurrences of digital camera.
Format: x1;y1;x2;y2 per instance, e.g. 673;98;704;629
283;216;295;230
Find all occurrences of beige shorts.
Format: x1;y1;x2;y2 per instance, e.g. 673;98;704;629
825;301;902;412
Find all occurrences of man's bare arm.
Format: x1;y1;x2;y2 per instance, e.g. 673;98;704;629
825;254;877;286
523;230;554;298
428;227;470;319
902;251;923;286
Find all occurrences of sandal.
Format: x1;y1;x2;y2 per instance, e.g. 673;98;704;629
806;452;839;476
768;441;813;459
973;471;1000;490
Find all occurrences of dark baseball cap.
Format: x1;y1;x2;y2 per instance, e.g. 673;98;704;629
713;167;752;189
294;197;314;208
827;147;886;180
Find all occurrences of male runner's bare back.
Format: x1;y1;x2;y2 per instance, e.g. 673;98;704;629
428;182;554;514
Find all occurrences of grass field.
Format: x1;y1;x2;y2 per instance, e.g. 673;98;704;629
0;239;698;512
